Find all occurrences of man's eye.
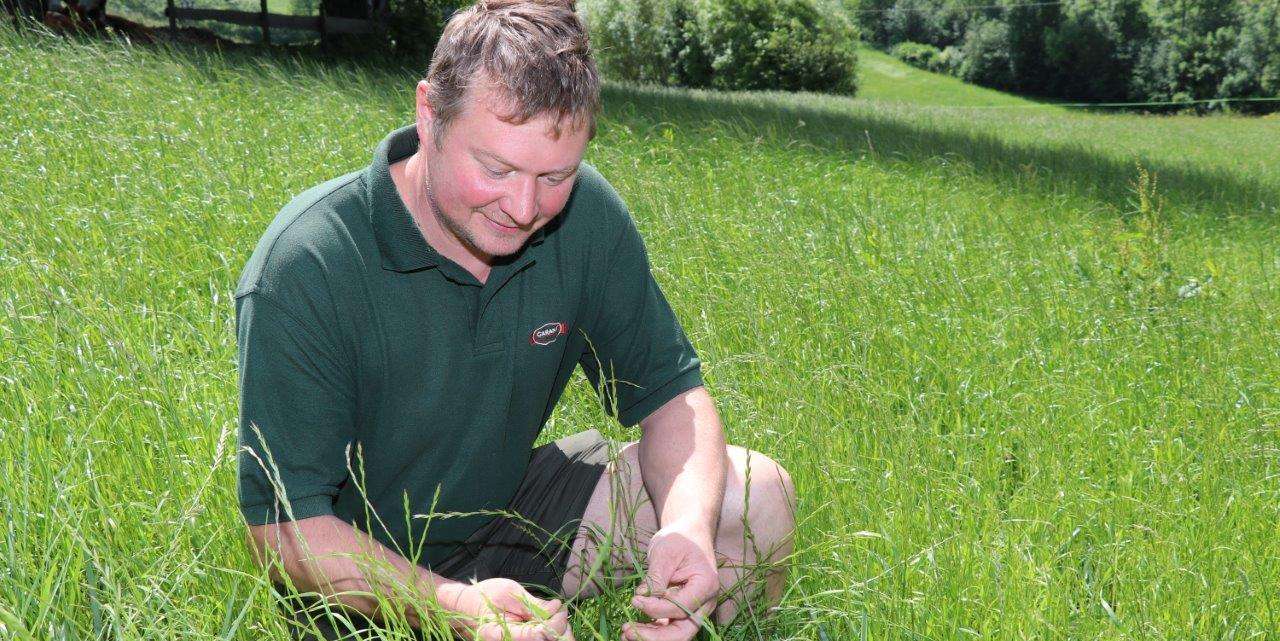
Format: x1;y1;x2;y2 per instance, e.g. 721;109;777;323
544;171;576;186
485;167;509;178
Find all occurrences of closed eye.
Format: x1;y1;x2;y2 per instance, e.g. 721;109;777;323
544;170;577;186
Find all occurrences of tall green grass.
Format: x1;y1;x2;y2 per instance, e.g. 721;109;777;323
2;24;1279;640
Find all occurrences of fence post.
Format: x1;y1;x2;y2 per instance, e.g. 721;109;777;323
318;0;326;49
259;0;269;45
166;0;175;36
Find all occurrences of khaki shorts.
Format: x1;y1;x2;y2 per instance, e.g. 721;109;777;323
271;429;614;641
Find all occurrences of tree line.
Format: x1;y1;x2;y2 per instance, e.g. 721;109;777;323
859;0;1279;113
578;0;1276;112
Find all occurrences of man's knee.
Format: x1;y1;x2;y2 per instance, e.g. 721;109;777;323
724;446;796;544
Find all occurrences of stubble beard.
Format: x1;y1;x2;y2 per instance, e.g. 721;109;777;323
423;173;490;260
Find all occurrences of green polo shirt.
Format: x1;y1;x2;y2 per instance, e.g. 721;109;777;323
234;124;703;568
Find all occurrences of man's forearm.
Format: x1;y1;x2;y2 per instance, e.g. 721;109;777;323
637;386;728;540
248;515;461;629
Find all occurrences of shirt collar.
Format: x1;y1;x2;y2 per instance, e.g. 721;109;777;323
364;123;546;274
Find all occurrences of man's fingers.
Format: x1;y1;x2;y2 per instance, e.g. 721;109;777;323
503;589;564;621
621;616;699;641
640;551;677;597
630;593;682;620
539;611;576;641
542;627;575;641
630;572;718;621
498;591;534;620
679;572;720;612
475;620;551;641
535;597;564;618
631;593;704;622
518;594;570;638
539;606;570;635
509;597;569;640
471;613;571;641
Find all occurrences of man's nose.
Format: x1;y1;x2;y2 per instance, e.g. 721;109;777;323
501;175;538;227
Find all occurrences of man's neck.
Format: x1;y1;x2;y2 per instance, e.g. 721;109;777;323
389;151;492;284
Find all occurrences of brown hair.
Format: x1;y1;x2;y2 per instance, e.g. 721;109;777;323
424;0;600;148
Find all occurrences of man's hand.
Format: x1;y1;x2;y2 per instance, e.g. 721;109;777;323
623;526;719;641
436;578;574;641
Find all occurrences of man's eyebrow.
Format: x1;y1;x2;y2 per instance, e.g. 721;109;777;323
475;149;579;175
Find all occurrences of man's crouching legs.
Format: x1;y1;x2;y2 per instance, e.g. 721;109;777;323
559;440;797;627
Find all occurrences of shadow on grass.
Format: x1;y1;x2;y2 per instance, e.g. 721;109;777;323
599;84;1279;217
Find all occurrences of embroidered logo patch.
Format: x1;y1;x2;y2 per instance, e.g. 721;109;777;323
529;321;568;346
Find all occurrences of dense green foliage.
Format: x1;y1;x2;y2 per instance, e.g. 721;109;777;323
889;40;946;72
958;18;1013;88
1043;0;1149;101
1220;0;1280;105
865;0;1280;111
382;0;457;59
582;0;859;94
3;23;1280;641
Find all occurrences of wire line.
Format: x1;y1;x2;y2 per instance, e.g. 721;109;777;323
847;0;1069;14
894;96;1280;109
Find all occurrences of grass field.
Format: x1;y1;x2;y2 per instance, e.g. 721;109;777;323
3;22;1280;640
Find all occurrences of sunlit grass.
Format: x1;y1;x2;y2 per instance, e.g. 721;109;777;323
2;22;1279;640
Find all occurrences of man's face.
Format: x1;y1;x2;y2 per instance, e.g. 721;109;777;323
415;80;591;263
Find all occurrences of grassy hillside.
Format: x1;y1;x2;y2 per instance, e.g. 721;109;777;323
857;47;1038;107
2;25;1279;640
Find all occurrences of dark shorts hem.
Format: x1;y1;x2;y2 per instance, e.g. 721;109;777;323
431;428;613;596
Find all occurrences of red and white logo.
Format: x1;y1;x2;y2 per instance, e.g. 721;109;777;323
529;321;568;346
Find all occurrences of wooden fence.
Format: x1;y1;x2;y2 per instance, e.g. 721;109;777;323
163;0;379;45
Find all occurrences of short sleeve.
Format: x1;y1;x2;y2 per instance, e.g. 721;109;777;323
579;215;703;427
236;291;357;525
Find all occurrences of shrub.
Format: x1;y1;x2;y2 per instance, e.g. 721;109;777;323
385;0;458;60
1132;30;1239;110
959;18;1013;89
1132;0;1240;109
851;0;897;46
585;0;859;95
661;0;715;87
1043;0;1149;101
1218;0;1280;113
883;0;971;48
700;0;860;94
937;44;963;74
928;2;974;48
884;0;937;47
1003;0;1060;94
891;41;944;71
580;0;674;84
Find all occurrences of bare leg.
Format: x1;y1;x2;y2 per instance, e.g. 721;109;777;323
559;441;796;626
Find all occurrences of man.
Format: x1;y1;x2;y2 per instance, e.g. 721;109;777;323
234;2;796;640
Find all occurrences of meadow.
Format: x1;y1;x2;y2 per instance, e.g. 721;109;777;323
2;22;1279;640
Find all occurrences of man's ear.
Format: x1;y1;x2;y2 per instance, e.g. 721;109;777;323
415;80;436;149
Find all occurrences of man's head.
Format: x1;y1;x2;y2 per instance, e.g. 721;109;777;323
411;0;600;264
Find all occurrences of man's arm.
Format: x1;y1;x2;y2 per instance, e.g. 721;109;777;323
625;386;727;639
248;517;573;639
247;515;452;629
638;386;727;546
